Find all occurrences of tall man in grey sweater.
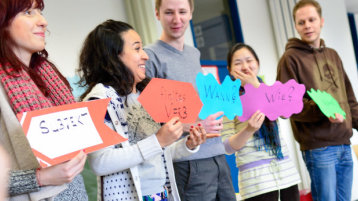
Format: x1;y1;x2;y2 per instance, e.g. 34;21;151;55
144;0;236;200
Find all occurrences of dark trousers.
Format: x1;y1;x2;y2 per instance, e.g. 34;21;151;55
174;154;236;201
245;184;299;201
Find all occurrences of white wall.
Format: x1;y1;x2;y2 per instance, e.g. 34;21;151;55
43;0;127;77
346;0;358;13
236;0;279;85
353;14;358;146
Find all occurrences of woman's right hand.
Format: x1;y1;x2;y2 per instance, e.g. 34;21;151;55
232;68;260;88
186;124;207;150
38;151;86;186
246;110;265;133
228;110;265;151
156;117;183;148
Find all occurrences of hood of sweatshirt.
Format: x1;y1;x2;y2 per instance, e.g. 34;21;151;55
285;37;325;52
285;38;338;88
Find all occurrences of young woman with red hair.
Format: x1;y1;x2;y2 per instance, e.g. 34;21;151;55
0;0;88;200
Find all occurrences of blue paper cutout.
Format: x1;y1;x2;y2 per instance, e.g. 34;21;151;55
66;75;87;101
196;73;242;120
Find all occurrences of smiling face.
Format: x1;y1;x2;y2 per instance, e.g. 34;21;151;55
119;29;148;90
229;47;259;78
156;0;192;42
8;2;47;63
294;5;324;48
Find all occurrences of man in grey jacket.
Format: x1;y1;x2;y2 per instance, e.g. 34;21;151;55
144;0;236;200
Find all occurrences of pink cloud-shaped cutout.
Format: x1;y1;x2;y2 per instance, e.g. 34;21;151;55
238;79;306;121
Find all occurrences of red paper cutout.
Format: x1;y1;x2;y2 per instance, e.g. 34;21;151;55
138;78;202;123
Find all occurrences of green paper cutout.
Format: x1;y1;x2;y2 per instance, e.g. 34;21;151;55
307;88;346;119
258;75;265;83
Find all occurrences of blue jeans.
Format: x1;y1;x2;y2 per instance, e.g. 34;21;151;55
302;145;353;201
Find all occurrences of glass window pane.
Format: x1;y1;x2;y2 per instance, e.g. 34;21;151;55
192;0;240;61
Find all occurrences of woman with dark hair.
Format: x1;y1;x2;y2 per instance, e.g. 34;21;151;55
221;43;301;201
78;19;207;201
0;0;88;200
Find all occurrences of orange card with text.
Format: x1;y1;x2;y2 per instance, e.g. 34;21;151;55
138;78;203;123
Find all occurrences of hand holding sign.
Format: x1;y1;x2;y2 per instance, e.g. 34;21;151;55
196;73;242;120
247;110;266;133
200;111;224;134
238;79;305;121
17;98;127;168
156;117;183;147
307;88;346;119
138;78;202;123
329;113;344;123
186;124;207;150
39;151;86;186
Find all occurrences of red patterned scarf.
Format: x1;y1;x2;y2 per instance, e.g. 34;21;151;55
0;61;74;114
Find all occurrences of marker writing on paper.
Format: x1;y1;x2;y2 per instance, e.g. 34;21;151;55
165;105;188;119
39;112;88;134
160;87;186;103
204;84;238;104
196;73;242;120
160;87;188;119
265;86;295;103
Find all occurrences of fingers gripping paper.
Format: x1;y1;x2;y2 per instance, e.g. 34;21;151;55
307;88;346;119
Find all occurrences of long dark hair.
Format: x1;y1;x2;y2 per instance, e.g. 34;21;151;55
78;20;150;102
227;43;283;159
0;0;70;95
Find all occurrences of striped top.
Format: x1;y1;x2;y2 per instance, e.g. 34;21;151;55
222;117;301;200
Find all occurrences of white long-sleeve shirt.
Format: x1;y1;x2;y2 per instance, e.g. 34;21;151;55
84;83;198;201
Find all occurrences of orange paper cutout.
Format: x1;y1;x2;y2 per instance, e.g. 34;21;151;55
17;98;127;168
138;78;202;123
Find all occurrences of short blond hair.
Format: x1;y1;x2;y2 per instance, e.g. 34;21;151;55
293;0;322;22
155;0;194;12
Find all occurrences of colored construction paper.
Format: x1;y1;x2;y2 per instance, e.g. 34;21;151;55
196;73;242;120
238;79;306;121
201;65;221;84
138;78;203;123
17;98;127;168
307;88;346;119
66;75;86;101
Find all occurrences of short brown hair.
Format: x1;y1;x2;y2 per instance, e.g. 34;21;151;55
155;0;194;12
292;0;322;22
